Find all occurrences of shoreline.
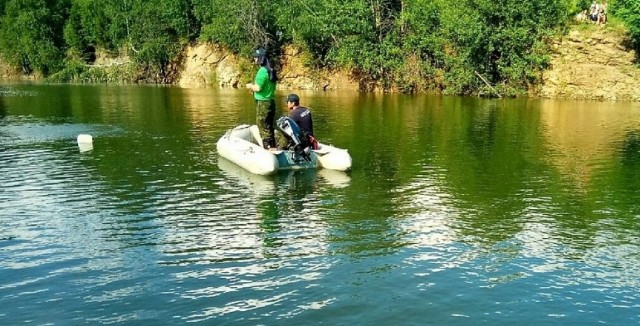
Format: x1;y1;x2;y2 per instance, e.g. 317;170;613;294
2;25;639;102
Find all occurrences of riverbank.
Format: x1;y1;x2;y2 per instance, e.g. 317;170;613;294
536;23;640;101
176;44;359;91
2;26;639;101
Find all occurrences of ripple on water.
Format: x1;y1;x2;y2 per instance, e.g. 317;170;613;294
4;94;640;324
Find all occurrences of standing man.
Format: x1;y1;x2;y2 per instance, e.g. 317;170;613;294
246;48;277;149
589;0;599;23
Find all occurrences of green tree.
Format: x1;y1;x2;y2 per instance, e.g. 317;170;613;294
273;0;399;76
63;0;125;56
0;0;70;75
193;0;277;54
126;0;192;79
421;0;571;95
272;0;571;95
613;0;640;55
0;0;609;94
62;0;198;76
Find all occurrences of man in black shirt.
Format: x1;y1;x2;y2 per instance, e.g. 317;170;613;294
276;94;318;150
286;94;313;136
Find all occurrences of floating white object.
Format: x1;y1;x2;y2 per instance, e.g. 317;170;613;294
77;134;93;152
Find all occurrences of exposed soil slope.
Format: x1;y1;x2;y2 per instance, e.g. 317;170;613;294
537;26;640;101
3;26;639;101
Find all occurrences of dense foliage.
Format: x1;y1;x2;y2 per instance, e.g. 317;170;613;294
611;0;640;53
0;0;68;75
2;0;633;95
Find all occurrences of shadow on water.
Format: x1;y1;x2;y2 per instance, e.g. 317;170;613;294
620;129;640;166
0;95;6;119
606;129;640;219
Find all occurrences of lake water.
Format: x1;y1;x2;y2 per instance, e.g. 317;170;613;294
1;83;640;325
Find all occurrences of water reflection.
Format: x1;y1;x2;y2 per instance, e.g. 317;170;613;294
317;169;351;188
217;157;279;196
157;159;347;322
414;99;543;246
604;128;640;219
0;95;6;119
3;84;640;324
217;157;285;254
619;129;640;166
539;99;640;189
215;158;341;259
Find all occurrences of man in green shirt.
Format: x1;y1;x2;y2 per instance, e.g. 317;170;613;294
245;48;277;149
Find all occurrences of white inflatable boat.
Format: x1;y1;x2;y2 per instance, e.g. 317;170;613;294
216;124;352;175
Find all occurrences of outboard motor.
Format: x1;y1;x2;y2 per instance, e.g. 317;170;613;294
276;116;312;162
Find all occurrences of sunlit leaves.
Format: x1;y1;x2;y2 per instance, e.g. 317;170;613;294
0;0;589;94
0;0;68;74
193;0;276;54
613;0;640;53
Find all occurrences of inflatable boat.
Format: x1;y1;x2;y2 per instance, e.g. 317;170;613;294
216;123;352;176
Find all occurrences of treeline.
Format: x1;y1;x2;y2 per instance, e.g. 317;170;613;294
611;0;640;53
0;0;638;95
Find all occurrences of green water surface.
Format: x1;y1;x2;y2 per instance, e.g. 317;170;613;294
1;83;640;325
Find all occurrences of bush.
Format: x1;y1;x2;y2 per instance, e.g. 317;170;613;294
613;0;640;55
0;0;592;95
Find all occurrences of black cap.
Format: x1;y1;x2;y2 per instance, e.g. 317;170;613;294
286;94;300;103
252;48;266;57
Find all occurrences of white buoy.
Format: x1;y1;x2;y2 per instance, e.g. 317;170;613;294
77;134;93;152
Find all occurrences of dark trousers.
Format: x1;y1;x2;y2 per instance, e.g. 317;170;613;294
255;99;276;148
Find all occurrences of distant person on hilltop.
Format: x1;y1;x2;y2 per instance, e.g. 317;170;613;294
589;0;599;23
598;0;608;25
575;9;588;23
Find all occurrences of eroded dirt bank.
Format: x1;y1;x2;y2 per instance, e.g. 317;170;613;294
2;26;639;101
177;44;359;91
536;26;640;101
